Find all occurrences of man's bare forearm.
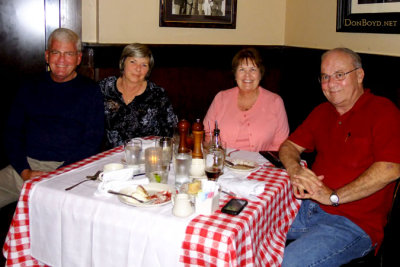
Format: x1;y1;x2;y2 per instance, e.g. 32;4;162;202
279;140;304;176
336;161;400;204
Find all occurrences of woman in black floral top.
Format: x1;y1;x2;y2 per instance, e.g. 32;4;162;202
99;43;178;149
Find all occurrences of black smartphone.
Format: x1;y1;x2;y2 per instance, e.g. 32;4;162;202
259;151;284;168
221;198;248;215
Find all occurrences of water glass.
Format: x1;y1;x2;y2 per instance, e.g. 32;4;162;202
145;147;168;183
174;148;192;191
155;137;173;167
124;139;142;166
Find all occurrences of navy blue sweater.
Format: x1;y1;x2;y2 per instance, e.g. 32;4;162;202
5;73;105;174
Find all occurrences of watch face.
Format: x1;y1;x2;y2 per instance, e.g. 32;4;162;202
330;194;339;204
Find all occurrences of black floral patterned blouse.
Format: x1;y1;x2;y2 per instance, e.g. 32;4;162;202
99;76;178;148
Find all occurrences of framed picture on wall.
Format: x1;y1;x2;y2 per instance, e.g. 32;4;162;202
337;0;400;33
159;0;237;29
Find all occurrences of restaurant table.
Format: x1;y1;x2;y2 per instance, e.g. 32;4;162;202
3;143;301;267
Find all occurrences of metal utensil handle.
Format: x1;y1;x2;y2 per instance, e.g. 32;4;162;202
221;190;236;197
107;190;146;203
64;179;90;191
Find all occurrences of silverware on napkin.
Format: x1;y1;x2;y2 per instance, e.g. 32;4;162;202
65;171;101;191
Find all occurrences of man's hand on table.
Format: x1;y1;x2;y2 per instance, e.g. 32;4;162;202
21;169;48;181
288;166;338;205
280;139;332;205
287;165;329;201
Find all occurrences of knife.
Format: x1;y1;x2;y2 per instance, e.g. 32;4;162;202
259;151;284;168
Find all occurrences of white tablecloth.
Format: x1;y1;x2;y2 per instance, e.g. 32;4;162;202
28;147;272;267
3;143;299;267
29;150;195;267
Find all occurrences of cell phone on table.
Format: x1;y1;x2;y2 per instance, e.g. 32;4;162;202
221;198;248;215
259;151;284;168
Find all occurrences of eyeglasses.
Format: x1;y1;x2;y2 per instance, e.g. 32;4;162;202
319;67;359;84
49;50;79;58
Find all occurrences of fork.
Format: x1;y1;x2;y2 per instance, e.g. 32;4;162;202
108;190;155;204
65;171;101;191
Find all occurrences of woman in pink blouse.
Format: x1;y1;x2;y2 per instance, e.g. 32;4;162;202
203;48;289;152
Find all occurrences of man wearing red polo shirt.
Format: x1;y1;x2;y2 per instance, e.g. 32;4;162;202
279;47;400;266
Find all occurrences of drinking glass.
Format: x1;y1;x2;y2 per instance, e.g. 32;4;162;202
204;147;225;181
155;137;173;167
124;139;142;166
145;147;168;183
173;148;192;191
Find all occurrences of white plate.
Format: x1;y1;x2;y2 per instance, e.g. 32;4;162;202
225;158;259;172
118;183;175;207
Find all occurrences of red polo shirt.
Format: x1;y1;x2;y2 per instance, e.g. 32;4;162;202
289;90;400;248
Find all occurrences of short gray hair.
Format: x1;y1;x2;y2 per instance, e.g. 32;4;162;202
47;28;82;52
119;43;154;78
321;47;362;69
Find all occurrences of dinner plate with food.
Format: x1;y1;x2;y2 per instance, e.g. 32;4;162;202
112;183;174;207
225;158;259;172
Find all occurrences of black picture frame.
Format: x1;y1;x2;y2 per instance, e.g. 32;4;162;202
337;0;400;34
159;0;237;29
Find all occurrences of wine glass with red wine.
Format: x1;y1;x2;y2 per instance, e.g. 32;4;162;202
204;147;225;181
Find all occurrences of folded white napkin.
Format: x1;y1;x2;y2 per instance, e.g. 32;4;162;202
218;176;266;201
96;177;149;196
95;167;149;196
100;167;135;182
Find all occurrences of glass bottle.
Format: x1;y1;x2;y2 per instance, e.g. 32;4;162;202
211;121;224;150
204;121;225;181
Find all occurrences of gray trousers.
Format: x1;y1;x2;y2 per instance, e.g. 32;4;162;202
0;157;63;208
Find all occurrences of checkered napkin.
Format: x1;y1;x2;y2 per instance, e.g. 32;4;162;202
180;165;301;267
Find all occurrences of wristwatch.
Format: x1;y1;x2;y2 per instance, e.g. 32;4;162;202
330;191;339;206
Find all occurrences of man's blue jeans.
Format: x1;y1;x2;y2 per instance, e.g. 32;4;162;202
282;200;374;267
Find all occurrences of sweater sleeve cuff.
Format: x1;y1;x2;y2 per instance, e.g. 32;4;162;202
12;160;30;176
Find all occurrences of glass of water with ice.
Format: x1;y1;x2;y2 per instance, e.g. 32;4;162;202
173;148;192;192
155;137;173;167
124;138;142;166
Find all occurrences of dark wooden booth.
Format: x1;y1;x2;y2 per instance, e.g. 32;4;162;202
80;44;400;131
1;44;400;168
80;45;325;130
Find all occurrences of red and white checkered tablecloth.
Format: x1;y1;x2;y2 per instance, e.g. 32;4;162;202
180;165;301;267
2;146;123;267
3;145;301;267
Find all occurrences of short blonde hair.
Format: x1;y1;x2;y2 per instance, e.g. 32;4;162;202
119;43;154;79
